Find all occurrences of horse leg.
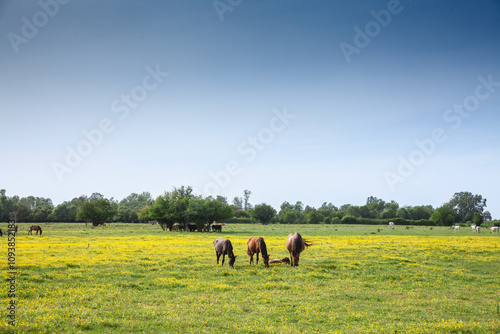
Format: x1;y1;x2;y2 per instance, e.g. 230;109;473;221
256;252;259;265
249;253;253;265
222;253;225;267
216;252;220;265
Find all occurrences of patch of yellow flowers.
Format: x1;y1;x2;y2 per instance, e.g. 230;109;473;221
1;231;499;333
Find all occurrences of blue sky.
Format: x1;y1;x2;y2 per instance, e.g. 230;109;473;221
1;0;499;217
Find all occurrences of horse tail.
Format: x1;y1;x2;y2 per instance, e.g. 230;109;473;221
304;238;312;248
292;233;302;258
259;238;268;258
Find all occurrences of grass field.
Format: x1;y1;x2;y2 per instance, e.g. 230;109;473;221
1;223;500;333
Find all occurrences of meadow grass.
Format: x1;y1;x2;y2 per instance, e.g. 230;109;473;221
1;223;499;333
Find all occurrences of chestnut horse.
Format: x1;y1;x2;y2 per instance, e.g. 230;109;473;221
247;237;270;268
286;232;312;267
213;238;236;268
28;225;42;235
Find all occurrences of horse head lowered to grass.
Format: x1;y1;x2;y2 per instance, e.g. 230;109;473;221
286;232;312;267
28;225;42;235
213;238;236;269
247;236;270;268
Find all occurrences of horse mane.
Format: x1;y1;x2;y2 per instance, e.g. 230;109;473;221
259;237;268;259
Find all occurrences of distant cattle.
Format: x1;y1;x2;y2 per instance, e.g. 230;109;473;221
471;225;477;232
475;226;481;234
389;222;395;229
452;225;460;231
187;224;197;232
490;226;499;234
212;225;222;232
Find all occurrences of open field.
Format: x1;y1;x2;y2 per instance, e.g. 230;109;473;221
1;223;500;333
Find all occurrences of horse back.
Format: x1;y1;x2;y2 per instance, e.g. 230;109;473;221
286;232;297;253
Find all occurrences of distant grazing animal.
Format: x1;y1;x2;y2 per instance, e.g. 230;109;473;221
28;225;42;235
212;224;222;232
213;238;236;268
202;225;210;232
268;258;291;265
490;226;499;234
452;225;460;231
172;225;180;232
187;224;197;232
286;232;312;267
471;225;477;232
475;226;481;234
247;237;270;268
389;222;395;229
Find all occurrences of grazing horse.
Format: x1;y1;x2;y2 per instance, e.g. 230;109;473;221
389;222;395;229
452;225;460;231
28;225;42;235
247;237;270;268
212;224;222;232
213;238;236;268
490;226;499;234
286;232;312;267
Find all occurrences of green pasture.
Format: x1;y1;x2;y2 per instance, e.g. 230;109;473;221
1;223;499;333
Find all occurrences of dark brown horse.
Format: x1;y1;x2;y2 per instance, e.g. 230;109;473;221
247;237;270;268
212;224;222;232
213;238;236;268
286;232;312;267
28;225;42;235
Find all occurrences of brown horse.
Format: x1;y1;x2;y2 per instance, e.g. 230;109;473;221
286;232;312;267
247;237;270;268
213;238;236;268
28;225;42;235
269;257;291;265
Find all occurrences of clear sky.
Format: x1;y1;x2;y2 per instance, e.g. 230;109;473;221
1;0;499;217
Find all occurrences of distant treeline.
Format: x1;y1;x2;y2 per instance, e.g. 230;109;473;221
0;188;497;227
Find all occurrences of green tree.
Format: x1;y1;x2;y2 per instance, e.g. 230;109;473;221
472;212;484;226
50;201;78;222
137;205;151;223
149;192;177;231
381;202;399;219
430;205;455;226
447;192;487;224
243;190;252;210
77;197;117;225
252;203;276;225
306;209;323;224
